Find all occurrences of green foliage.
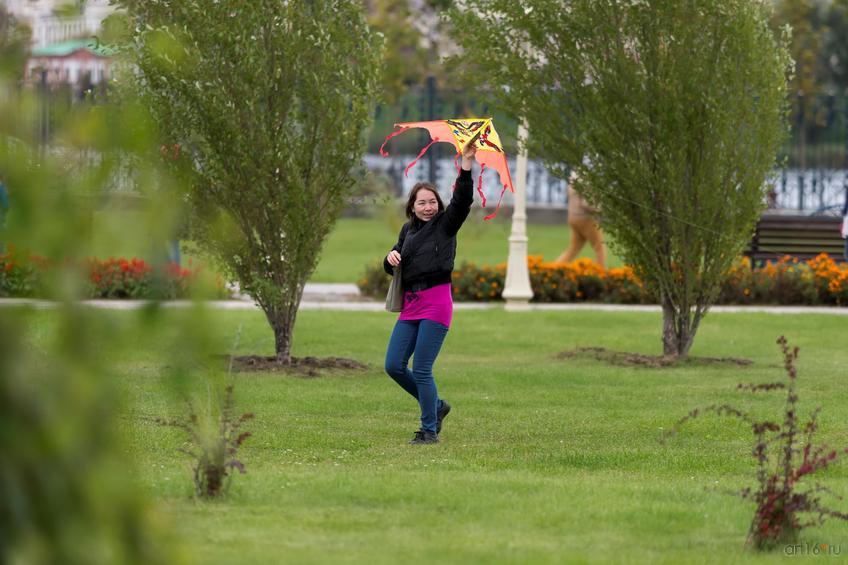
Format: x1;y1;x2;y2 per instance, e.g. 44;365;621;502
367;0;431;102
0;248;42;297
774;0;823;101
771;0;830;156
0;5;30;81
118;0;382;361
452;0;791;355
365;0;463;100
823;0;848;93
0;311;184;564
666;337;848;550
357;259;391;298
0;67;186;563
157;383;253;498
769;0;848;96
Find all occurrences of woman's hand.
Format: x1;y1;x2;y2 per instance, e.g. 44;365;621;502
462;141;477;160
386;250;401;267
461;141;477;170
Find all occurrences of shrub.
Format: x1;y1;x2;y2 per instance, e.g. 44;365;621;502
0;247;44;297
358;261;391;299
157;384;253;498
85;257;208;299
604;266;650;304
0;253;228;299
528;257;612;303
359;254;848;306
751;257;818;305
808;253;848;306
718;254;848;306
664;337;848;550
527;257;579;302
86;257;155;299
717;258;756;305
451;261;505;302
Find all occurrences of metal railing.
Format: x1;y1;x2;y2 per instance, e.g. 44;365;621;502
369;85;848;211
26;79;848;211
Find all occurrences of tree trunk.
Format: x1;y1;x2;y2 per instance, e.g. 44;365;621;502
273;318;293;364
263;300;300;365
661;297;694;357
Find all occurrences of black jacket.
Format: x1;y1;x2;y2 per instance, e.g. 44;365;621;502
383;169;474;290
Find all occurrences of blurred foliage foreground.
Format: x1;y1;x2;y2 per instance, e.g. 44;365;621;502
0;74;239;562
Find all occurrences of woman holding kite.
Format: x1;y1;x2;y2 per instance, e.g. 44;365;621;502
382;141;478;445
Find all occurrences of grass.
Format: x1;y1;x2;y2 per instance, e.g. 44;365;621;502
85;211;622;284
25;307;848;564
312;216;623;283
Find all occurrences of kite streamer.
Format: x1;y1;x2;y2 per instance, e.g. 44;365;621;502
380;118;515;220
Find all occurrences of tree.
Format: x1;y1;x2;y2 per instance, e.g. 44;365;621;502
452;0;790;356
773;0;823;101
366;0;430;102
772;0;825;172
365;0;466;101
1;59;183;563
0;5;31;82
822;0;848;94
117;0;381;362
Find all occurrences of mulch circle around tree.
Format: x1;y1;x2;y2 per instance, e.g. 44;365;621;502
557;347;753;369
226;355;369;377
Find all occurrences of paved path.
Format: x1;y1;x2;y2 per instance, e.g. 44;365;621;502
2;281;847;315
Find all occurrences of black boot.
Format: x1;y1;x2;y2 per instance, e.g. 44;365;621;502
437;400;451;434
409;429;439;445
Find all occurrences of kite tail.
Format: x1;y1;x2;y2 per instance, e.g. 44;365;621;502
379;127;409;157
403;137;439;178
451;153;461;190
476;164;487;208
483;184;509;221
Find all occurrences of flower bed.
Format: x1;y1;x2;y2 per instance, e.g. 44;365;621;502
0;249;228;299
358;254;848;306
717;254;848;306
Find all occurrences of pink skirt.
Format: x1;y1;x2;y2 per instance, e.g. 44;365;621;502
398;283;453;328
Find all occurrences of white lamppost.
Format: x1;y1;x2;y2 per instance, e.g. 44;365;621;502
502;120;533;309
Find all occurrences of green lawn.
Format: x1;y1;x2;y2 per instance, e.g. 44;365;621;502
312;216;624;282
87;211;622;283
33;308;848;564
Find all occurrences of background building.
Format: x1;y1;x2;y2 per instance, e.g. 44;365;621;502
6;0;114;48
26;39;113;89
6;1;116;88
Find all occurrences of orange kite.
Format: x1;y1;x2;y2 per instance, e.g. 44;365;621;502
380;118;514;220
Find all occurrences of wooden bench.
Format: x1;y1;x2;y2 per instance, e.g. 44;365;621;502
745;213;844;265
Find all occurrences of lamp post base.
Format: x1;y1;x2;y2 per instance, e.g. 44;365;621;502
501;120;533;310
503;297;532;310
502;234;533;310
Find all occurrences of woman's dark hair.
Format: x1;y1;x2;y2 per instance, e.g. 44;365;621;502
405;182;445;219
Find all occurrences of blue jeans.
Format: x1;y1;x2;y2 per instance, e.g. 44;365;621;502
384;319;449;433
